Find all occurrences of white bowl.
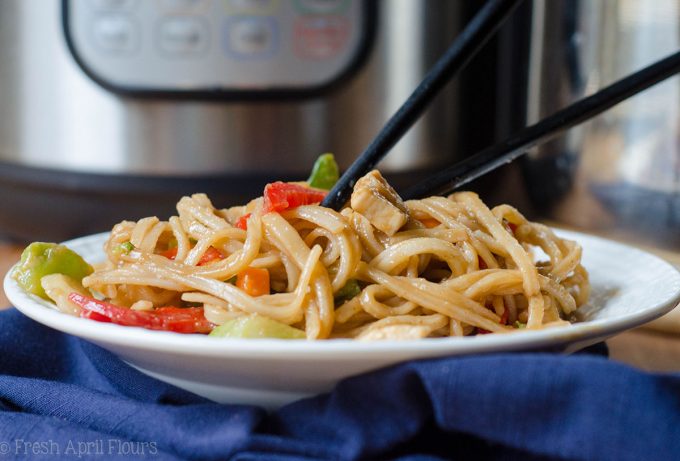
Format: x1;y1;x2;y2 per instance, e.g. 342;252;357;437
5;230;680;409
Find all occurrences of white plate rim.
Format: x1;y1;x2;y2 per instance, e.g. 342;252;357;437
5;230;680;360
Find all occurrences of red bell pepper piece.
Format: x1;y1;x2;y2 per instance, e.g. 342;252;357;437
161;247;178;259
197;247;224;265
80;309;112;323
235;213;251;230
69;293;213;334
263;182;327;213
500;307;509;325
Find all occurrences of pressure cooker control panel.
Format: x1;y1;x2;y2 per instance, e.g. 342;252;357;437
62;0;374;97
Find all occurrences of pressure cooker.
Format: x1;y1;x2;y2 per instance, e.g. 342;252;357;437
0;0;531;241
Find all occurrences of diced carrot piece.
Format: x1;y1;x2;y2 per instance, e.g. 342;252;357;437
236;267;270;297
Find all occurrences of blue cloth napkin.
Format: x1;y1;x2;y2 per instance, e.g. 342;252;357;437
1;308;679;461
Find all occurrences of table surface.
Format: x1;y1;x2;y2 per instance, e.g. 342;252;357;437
2;240;680;372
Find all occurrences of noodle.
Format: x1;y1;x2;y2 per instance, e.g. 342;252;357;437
73;170;589;340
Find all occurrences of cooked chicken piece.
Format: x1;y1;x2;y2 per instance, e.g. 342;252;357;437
350;170;410;236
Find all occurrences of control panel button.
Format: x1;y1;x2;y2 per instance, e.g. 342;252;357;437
158;0;209;12
225;0;279;15
92;15;139;54
224;17;278;59
294;0;348;14
89;0;138;11
294;16;349;59
67;0;368;93
158;17;209;56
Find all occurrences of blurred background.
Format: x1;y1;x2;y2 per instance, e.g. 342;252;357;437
1;0;679;248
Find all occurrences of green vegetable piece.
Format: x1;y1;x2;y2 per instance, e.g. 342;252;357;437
334;279;361;305
116;241;135;254
12;242;94;300
515;321;527;329
307;153;339;190
209;314;306;339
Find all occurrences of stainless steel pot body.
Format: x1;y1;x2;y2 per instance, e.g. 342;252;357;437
0;0;462;177
0;0;528;241
524;0;680;247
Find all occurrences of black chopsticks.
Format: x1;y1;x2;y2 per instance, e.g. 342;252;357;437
321;0;524;211
400;49;680;200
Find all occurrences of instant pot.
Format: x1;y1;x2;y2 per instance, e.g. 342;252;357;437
0;0;531;241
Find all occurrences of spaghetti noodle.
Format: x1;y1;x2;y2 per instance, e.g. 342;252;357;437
44;166;589;340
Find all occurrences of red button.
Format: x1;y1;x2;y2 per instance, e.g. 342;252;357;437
294;16;349;59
